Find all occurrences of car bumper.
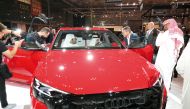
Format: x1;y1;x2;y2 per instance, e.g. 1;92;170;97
31;77;167;109
31;95;47;109
31;88;167;109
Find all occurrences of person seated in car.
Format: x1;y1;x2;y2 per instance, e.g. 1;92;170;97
26;27;50;46
62;34;78;47
121;26;140;47
89;35;102;47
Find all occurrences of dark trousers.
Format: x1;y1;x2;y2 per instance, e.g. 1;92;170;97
0;77;8;108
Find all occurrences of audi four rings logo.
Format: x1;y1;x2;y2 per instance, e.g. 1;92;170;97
104;97;145;108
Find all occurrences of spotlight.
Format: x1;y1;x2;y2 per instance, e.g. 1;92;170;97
15;28;22;34
85;27;90;31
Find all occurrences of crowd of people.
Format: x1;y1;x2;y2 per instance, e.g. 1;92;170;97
0;23;55;109
0;18;190;109
122;18;189;109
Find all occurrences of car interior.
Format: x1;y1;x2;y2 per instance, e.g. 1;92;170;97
54;30;123;49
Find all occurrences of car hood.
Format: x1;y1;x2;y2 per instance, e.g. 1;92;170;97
35;49;159;95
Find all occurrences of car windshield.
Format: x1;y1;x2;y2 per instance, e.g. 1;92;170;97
53;30;124;49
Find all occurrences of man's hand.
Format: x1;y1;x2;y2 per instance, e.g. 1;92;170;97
2;29;21;37
12;30;21;37
41;44;47;48
14;39;24;47
3;39;24;59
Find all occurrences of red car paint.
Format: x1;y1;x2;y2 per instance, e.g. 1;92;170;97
132;44;154;62
4;48;46;84
31;49;160;109
34;49;157;94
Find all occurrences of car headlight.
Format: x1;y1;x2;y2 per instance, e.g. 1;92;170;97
152;75;164;95
153;75;163;87
33;78;69;97
33;78;70;104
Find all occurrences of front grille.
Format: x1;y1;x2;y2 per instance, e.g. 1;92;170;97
33;85;163;109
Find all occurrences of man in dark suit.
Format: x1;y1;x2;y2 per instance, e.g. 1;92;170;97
122;26;139;47
145;22;160;63
145;22;159;53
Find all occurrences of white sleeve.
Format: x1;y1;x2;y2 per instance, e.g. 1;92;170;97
176;52;185;76
176;41;190;76
172;34;184;50
156;32;165;47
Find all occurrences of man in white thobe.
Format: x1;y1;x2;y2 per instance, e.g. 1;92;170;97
155;19;184;93
176;39;190;109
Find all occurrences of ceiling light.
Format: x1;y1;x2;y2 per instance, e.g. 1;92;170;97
85;27;90;31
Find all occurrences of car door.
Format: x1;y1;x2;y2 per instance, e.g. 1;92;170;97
126;36;154;62
131;44;154;62
117;34;154;62
3;43;47;84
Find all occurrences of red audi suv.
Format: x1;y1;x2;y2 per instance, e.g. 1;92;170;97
29;27;166;109
2;27;166;109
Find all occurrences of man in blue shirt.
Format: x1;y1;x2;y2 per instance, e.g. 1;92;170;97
26;27;50;44
122;26;140;47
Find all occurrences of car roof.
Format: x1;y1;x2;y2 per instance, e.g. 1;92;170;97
59;27;109;31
